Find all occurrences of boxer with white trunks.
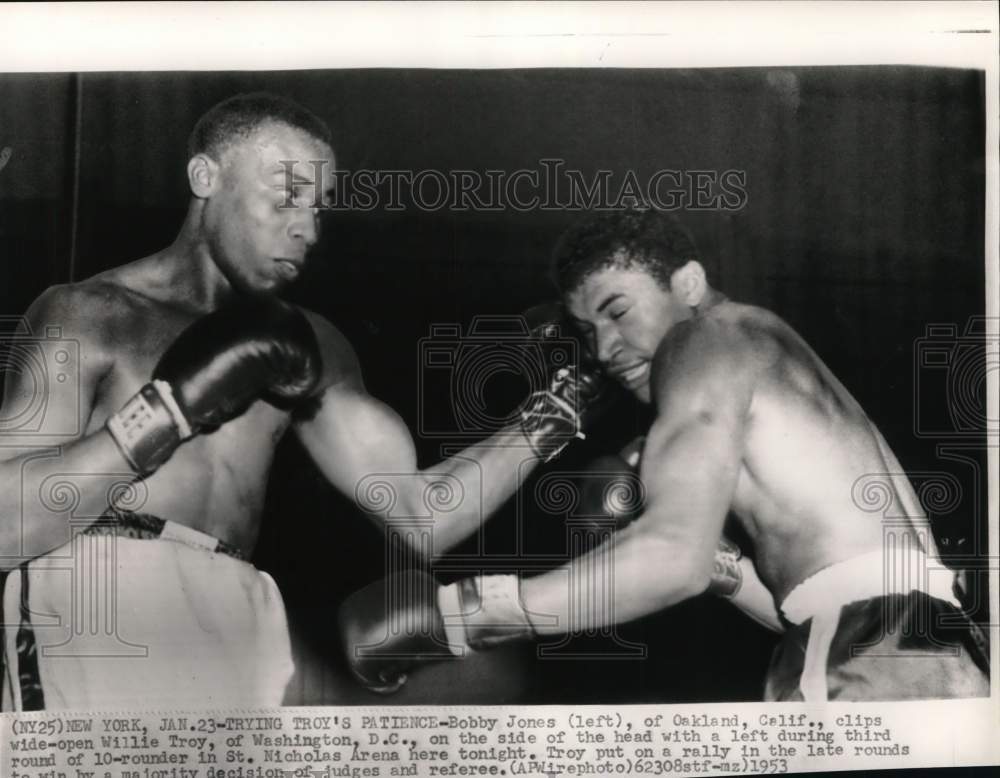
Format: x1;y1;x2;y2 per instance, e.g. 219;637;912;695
0;94;607;709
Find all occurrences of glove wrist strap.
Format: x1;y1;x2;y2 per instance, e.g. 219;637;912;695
708;537;743;598
106;381;188;476
520;386;584;463
439;575;536;653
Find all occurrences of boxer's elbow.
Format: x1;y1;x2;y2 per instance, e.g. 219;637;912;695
629;523;716;603
394;470;481;553
374;477;465;559
681;560;715;599
665;550;714;602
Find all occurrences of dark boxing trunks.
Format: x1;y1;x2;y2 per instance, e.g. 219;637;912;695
765;551;989;701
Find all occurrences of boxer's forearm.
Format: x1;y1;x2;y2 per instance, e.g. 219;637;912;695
297;386;544;556
0;430;135;568
418;425;540;555
520;525;710;634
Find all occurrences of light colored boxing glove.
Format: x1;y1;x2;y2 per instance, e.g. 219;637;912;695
338;570;534;694
518;302;613;462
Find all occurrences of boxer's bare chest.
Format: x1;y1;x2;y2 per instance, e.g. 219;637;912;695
720;325;890;600
85;292;292;550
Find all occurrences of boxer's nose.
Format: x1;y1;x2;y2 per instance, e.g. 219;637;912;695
288;209;319;248
595;323;622;366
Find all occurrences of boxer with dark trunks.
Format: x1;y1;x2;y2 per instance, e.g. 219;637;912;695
340;208;989;701
0;93;606;710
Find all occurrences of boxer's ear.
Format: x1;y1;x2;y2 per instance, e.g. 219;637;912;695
187;153;219;198
671;260;707;307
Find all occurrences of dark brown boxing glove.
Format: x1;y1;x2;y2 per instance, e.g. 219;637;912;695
107;297;321;476
575;435;744;598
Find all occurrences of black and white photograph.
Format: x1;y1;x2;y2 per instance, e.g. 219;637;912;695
0;2;996;776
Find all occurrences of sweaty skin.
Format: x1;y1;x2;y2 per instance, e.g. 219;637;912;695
0;123;335;558
0;121;540;566
521;263;936;630
663;300;924;603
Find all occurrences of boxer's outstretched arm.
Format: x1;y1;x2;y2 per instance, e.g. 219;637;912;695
296;383;537;554
0;287;134;568
295;314;542;556
524;318;759;632
338;327;781;691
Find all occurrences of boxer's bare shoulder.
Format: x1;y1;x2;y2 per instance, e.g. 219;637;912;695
21;281;128;387
649;300;897;598
26;279;122;345
650;300;862;417
38;263;195;365
39;258;194;342
648;302;777;416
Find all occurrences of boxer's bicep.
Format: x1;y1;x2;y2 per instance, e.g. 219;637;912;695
524;343;759;631
295;383;421;515
639;413;744;589
638;328;756;589
293;311;432;519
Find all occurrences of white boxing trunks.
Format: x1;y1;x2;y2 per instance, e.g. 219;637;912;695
1;511;294;710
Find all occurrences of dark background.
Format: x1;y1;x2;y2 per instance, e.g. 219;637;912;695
0;66;988;704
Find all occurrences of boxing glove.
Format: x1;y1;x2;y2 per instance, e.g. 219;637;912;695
518;302;612;462
576;455;645;536
338;570;534;694
709;536;743;598
575;436;744;598
106;297;321;476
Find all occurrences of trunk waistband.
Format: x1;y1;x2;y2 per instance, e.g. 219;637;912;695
780;550;961;626
89;509;245;561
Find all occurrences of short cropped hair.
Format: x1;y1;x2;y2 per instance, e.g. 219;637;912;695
552;208;701;294
187;92;332;162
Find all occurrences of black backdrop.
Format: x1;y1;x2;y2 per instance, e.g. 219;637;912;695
0;66;988;704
